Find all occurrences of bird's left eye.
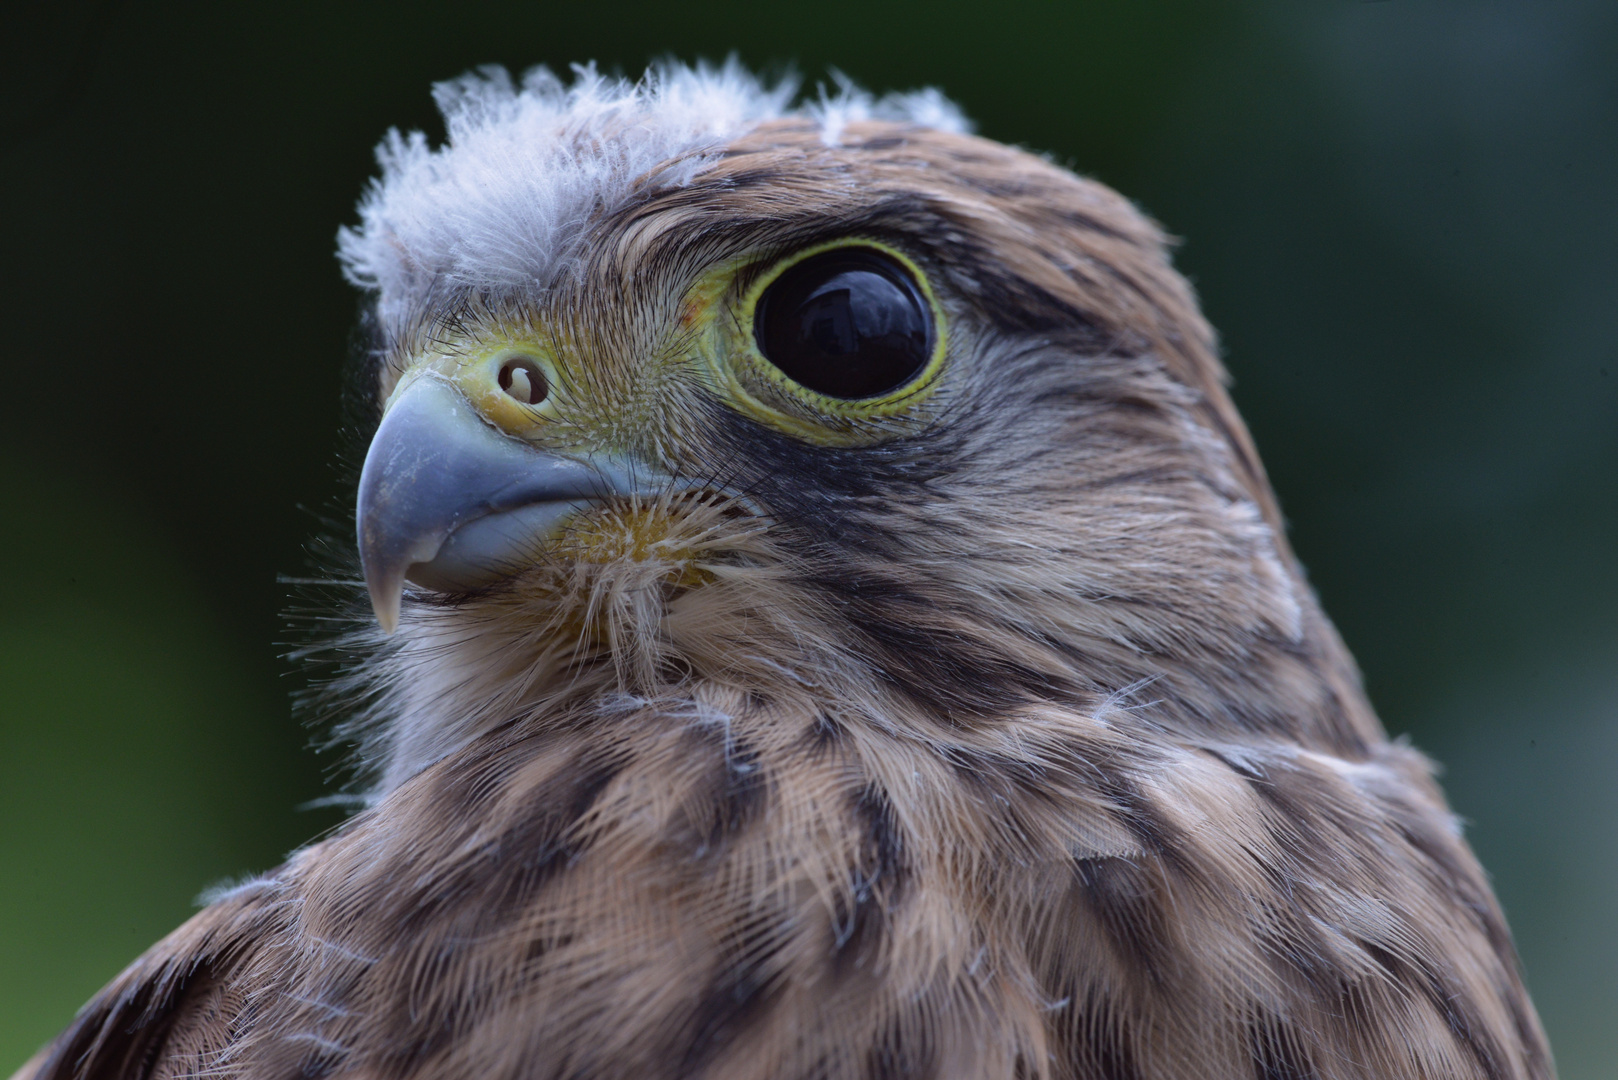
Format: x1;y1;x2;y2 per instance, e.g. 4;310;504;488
753;247;934;400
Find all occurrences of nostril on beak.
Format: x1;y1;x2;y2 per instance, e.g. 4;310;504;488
498;357;549;405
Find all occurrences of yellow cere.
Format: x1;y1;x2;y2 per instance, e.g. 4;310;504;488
388;343;567;440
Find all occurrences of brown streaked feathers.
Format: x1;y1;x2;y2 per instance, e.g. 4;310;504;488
20;95;1552;1079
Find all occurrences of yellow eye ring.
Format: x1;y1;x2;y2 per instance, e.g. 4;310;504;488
713;238;949;443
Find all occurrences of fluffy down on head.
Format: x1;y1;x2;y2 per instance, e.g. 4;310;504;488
337;61;968;335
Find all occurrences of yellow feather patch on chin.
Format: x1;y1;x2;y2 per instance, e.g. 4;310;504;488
478;494;766;688
559;502;721;593
345;494;786;795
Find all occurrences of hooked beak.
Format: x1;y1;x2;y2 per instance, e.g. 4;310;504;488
356;375;658;633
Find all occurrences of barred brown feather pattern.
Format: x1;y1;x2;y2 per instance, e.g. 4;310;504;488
20;107;1550;1079
30;689;1546;1079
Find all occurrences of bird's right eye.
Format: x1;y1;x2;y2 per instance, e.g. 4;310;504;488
752;247;934;401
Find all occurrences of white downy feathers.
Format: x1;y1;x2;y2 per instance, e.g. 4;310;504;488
336;61;968;336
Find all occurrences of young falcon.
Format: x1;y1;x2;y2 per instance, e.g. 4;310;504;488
19;64;1552;1080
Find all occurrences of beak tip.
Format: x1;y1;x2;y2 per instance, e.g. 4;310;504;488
363;558;404;635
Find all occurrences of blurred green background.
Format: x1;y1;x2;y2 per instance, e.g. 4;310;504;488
2;0;1613;1074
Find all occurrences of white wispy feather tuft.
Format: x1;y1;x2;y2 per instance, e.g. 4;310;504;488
806;70;968;148
337;60;970;335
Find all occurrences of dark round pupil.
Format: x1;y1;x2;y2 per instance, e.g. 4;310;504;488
754;248;932;400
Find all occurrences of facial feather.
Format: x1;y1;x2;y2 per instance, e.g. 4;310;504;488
333;117;1344;788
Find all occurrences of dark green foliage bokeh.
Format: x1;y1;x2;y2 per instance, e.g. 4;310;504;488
1;1;1613;1074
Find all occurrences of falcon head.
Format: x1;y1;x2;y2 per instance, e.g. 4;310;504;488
22;62;1548;1080
339;62;1350;794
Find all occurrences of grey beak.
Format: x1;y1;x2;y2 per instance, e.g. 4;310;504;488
356;376;653;633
